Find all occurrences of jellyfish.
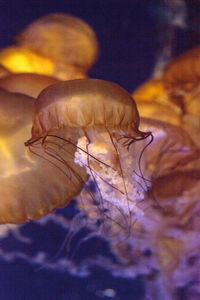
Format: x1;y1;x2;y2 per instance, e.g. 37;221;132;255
162;46;200;148
0;73;59;98
0;88;87;224
25;78;152;233
16;13;98;74
0;46;86;80
163;45;200;95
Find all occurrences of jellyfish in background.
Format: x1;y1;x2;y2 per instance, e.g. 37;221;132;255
15;13;98;79
0;73;59;98
0;88;87;224
0;46;86;80
130;46;200;298
133;78;183;126
162;45;200;149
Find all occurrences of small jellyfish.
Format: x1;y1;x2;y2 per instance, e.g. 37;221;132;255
0;88;87;224
0;73;59;98
16;13;98;73
25;78;151;231
0;46;85;80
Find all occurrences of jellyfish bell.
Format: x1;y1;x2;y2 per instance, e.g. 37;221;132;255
0;73;59;98
0;89;87;224
0;88;32;136
25;78;152;231
16;13;98;72
163;45;200;113
0;46;86;80
163;45;200;94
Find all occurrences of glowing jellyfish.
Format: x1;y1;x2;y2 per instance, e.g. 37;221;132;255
25;78;151;231
0;73;59;98
0;88;87;224
16;13;98;72
0;64;10;79
0;46;85;80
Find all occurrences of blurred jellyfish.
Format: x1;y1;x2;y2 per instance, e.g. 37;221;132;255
0;46;85;80
147;168;200;297
0;73;59;98
0;88;87;224
163;45;200;148
16;13;98;77
163;45;200;96
25;78;152;234
133;79;182;125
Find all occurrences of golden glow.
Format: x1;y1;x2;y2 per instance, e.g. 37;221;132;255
0;47;54;75
0;90;87;224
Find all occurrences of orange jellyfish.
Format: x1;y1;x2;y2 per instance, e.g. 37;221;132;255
163;45;200;94
25;78;152;230
163;45;200;113
0;46;85;80
0;73;59;98
16;13;98;76
0;88;87;224
162;46;200;148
